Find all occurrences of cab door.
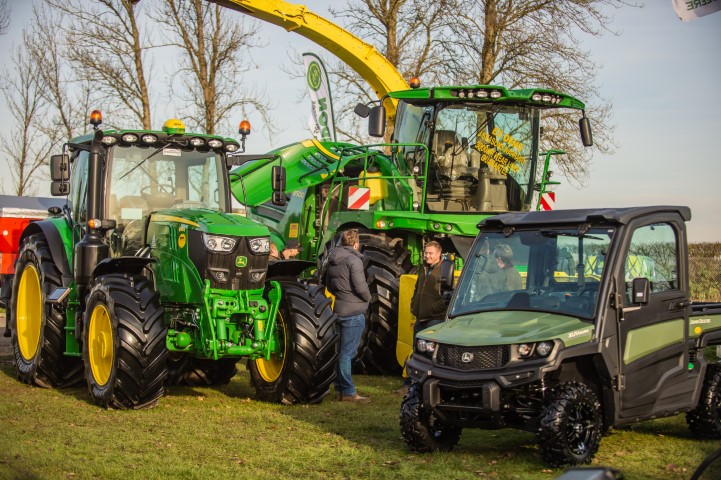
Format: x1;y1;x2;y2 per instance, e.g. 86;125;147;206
617;218;695;419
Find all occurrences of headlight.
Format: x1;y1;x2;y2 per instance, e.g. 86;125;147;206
121;133;139;143
248;237;270;254
203;233;237;253
417;339;436;354
517;343;533;358
536;341;553;357
207;139;223;149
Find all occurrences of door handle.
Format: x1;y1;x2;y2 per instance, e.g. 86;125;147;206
670;300;690;310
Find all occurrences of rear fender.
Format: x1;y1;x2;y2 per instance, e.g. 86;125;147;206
91;257;157;287
19;219;73;287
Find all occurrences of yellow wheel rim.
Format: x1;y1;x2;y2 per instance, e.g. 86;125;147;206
88;304;114;386
16;264;42;361
255;312;286;382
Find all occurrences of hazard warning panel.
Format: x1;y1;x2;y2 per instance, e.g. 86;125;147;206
347;187;370;210
540;192;555;211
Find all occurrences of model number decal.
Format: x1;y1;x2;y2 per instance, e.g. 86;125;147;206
568;328;591;339
690;318;711;325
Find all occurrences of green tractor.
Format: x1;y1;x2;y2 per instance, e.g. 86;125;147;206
229;84;593;375
9;113;337;409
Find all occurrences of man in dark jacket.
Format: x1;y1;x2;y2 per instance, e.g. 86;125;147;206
411;240;450;333
326;229;372;403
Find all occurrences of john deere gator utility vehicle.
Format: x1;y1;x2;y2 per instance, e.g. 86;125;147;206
9;112;337;409
229;85;594;375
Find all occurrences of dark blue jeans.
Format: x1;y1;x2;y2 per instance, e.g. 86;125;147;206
333;313;366;396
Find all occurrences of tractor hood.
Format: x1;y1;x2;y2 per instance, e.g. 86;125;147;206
151;208;270;237
417;310;594;347
229;139;363;206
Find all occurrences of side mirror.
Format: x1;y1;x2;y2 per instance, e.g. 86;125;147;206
631;277;650;305
354;103;370;118
579;117;593;147
368;105;386;138
439;258;455;290
50;154;70;181
51;181;69;196
271;165;286;206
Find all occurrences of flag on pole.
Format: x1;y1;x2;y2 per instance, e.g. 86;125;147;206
303;52;337;142
672;0;721;22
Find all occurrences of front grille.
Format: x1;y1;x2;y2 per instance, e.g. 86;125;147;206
436;344;510;370
188;231;268;290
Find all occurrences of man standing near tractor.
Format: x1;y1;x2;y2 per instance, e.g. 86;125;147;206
326;229;372;403
411;241;451;336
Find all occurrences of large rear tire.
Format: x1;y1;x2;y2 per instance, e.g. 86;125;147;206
687;363;721;439
538;382;603;467
399;383;462;452
249;281;337;404
10;234;82;388
83;274;168;409
354;233;412;375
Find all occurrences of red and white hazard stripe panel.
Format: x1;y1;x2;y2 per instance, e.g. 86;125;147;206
347;187;370;210
540;192;555;211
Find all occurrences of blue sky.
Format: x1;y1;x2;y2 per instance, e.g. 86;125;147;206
2;1;720;241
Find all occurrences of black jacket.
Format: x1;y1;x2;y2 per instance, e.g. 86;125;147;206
326;246;372;317
411;262;449;322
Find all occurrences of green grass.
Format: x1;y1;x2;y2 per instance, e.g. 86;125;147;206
1;364;719;480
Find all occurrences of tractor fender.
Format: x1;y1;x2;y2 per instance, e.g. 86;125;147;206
267;259;315;280
91;257;158;288
19;220;73;287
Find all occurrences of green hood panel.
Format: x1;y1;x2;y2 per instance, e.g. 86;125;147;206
152;208;269;237
230;139;366;206
418;311;594;347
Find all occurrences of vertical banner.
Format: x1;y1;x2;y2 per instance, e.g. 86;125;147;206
672;0;721;22
303;52;337;142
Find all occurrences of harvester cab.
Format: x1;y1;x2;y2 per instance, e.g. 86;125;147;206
9;112;337;409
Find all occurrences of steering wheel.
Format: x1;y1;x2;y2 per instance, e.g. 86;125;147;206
141;183;176;209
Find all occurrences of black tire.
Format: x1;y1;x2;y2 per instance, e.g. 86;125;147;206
82;274;168;409
10;234;82;388
538;382;603;467
687;363;721;439
399;383;462;452
249;281;338;404
354;233;413;375
170;357;239;387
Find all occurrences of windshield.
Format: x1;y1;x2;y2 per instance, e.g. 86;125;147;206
449;227;614;320
393;101;540;214
106;144;227;230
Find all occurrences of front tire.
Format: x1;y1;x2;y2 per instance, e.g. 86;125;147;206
249;281;338;404
399;384;462;452
538;382;603;467
687;363;721;439
10;234;82;387
83;274;168;409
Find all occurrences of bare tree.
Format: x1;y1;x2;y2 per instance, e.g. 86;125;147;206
0;38;59;195
47;0;153;129
26;7;92;142
0;0;10;36
153;0;273;136
328;0;452;142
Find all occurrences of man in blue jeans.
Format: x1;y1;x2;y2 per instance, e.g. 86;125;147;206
326;229;372;403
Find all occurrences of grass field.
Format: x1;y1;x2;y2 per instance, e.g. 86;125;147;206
1;362;719;480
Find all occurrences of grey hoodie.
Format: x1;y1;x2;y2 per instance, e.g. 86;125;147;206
326;246;372;317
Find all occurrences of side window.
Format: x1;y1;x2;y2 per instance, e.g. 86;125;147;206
68;152;89;224
624;223;678;305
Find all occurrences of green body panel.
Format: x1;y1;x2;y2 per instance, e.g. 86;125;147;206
417;311;594;347
623;318;684;365
689;312;721;339
151;208;270;236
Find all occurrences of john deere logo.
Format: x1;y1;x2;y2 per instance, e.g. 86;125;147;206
235;256;247;268
461;352;474;363
306;61;322;92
